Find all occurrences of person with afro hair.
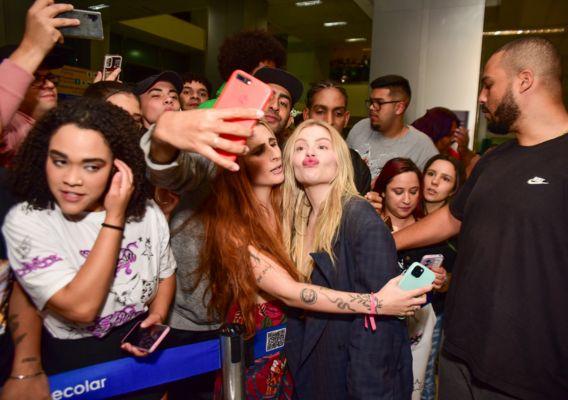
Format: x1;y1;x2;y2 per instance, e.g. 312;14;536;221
217;29;286;81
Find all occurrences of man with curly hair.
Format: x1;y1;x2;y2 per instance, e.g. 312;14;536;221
217;29;286;81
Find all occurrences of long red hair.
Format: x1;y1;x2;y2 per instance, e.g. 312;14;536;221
196;157;299;337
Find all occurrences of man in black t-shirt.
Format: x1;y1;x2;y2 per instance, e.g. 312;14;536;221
394;37;568;400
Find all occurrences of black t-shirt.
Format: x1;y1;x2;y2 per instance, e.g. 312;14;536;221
445;134;568;399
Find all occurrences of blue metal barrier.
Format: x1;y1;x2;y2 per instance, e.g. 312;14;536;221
48;324;286;400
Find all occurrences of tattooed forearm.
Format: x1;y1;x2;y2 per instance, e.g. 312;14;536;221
250;251;275;284
300;288;318;305
22;357;39;363
8;314;26;346
348;293;371;310
318;288;357;312
250;252;261;264
256;263;274;284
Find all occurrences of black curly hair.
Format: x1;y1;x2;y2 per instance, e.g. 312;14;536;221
9;98;152;221
181;72;212;96
217;30;286;81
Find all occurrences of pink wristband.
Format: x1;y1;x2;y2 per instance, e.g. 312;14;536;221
364;293;377;331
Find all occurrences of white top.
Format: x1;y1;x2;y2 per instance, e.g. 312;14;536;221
347;119;438;179
2;201;176;339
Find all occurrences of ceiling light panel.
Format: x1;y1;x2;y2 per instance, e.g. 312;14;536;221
324;21;347;27
345;37;367;42
295;0;322;7
88;4;110;10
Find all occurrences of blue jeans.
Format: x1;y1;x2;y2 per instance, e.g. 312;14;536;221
421;313;443;400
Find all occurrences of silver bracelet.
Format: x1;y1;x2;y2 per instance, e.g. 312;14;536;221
8;370;45;380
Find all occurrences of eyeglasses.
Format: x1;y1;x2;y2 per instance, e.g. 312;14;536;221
31;73;59;88
365;98;402;110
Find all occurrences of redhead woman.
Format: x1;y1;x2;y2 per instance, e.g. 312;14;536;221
145;120;429;399
282;120;422;399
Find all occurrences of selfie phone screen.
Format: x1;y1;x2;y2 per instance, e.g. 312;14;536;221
121;322;170;353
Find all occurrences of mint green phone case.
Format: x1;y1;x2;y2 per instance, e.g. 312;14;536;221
399;262;436;291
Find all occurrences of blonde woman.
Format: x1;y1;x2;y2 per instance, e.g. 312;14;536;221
282;120;421;399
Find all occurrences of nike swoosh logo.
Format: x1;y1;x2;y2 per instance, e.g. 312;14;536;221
527;176;549;185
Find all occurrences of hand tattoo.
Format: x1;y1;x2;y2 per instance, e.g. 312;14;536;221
300;288;318;305
374;298;383;315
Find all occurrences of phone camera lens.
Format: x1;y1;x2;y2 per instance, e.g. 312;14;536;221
236;74;252;85
411;266;424;278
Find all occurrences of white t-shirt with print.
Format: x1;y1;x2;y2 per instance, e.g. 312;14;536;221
2;201;176;339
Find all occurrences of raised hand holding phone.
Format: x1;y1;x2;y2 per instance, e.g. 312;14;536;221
9;0;79;75
213;70;272;161
152;107;263;172
57;9;103;40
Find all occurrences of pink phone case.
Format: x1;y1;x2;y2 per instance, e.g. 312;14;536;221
121;321;170;353
420;254;444;269
213;69;272;161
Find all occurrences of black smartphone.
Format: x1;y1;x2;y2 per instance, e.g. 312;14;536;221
58;10;104;40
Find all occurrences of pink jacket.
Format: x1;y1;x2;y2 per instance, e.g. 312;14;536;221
0;58;34;167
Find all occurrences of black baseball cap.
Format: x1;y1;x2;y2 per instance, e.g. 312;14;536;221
253;67;303;105
134;71;183;95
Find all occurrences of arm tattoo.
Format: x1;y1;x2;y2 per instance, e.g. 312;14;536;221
256;263;274;284
348;293;371;310
300;288;318;305
318;288;357;312
250;251;275;284
250;252;261;264
22;356;39;364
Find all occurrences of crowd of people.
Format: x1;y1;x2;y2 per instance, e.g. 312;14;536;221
0;1;567;400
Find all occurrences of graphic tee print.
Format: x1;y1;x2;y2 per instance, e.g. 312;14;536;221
2;201;176;339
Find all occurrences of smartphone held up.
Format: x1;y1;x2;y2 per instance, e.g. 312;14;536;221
103;54;122;80
57;9;104;40
213;70;272;161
